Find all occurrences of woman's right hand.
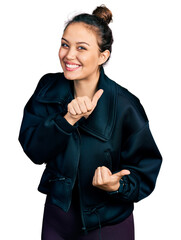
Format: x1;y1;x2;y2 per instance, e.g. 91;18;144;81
64;89;104;125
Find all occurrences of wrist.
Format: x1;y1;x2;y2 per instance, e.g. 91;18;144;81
107;180;124;195
106;182;120;192
64;113;80;126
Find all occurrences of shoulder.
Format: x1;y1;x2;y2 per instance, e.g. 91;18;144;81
35;72;64;92
113;80;148;123
25;72;66;115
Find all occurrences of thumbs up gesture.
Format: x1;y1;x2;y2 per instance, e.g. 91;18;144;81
92;166;130;192
64;89;104;125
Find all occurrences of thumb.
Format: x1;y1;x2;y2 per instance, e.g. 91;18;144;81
113;170;130;180
92;89;104;107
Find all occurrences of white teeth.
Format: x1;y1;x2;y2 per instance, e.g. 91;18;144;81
66;64;80;69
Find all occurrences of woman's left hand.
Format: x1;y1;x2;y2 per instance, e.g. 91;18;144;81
92;166;130;192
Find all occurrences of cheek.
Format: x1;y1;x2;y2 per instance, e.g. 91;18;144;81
81;53;99;66
88;53;100;66
59;48;66;61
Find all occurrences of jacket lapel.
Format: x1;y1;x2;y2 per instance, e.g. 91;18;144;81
36;68;118;142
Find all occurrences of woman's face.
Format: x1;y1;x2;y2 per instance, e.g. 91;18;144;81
59;22;108;81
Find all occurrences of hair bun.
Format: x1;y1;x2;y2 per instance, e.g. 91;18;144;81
92;5;113;24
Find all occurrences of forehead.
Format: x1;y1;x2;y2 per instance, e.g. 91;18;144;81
63;22;98;46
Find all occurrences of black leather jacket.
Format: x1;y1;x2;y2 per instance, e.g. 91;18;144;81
19;67;162;232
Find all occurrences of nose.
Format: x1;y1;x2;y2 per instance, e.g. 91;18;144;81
65;47;76;60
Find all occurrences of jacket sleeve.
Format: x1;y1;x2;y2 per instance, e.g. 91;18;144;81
118;123;162;202
108;92;162;203
18;75;78;165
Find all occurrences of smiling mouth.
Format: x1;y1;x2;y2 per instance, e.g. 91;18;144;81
65;62;81;71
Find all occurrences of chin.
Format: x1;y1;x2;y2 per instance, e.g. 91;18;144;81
63;70;84;81
63;73;75;80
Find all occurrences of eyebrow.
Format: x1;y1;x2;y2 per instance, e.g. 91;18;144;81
61;37;90;46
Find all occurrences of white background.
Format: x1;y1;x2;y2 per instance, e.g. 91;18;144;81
0;0;181;239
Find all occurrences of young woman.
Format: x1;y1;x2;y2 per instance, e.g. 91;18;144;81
19;5;162;240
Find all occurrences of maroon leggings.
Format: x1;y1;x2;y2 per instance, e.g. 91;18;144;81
41;201;134;240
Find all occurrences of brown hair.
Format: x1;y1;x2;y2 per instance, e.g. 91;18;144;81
92;5;112;24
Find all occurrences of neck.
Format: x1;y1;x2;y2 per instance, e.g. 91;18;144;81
73;70;100;100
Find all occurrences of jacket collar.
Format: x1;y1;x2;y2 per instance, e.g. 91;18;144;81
36;67;118;141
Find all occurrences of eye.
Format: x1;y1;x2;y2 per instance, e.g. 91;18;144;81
61;43;69;48
78;46;86;50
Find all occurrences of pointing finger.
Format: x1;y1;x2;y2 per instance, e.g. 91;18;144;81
113;170;130;180
92;89;104;107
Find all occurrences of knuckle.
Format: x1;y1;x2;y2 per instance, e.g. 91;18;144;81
84;96;90;101
97;180;102;185
77;97;83;102
102;166;107;170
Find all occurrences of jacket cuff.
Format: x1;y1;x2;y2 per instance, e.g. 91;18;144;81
107;179;124;195
55;114;78;133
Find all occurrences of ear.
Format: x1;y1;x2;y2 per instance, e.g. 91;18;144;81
98;50;110;65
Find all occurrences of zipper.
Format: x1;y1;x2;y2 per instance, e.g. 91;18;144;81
76;128;87;233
